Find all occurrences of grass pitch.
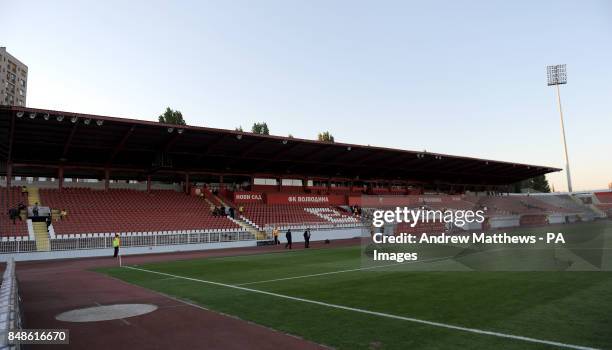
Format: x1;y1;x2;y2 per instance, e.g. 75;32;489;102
98;223;612;349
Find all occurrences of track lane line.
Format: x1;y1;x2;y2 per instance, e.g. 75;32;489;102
124;265;599;350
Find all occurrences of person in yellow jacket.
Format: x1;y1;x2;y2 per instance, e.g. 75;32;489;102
273;227;280;245
113;234;121;258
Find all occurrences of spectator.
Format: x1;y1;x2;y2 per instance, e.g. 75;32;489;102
32;202;39;217
60;209;67;221
285;229;292;249
273;226;280;245
21;186;28;195
8;208;18;224
113;234;121;258
16;203;25;221
303;228;311;248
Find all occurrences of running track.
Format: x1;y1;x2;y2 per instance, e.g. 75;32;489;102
16;238;361;350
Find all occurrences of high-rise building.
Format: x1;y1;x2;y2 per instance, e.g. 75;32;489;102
0;47;28;107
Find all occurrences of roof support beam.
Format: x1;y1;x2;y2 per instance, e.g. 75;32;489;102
224;139;265;169
196;134;230;162
6;111;15;162
381;154;419;169
252;142;302;173
61;123;79;160
6;162;12;188
161;131;183;153
352;151;397;165
107;125;135;166
300;145;334;161
271;142;302;161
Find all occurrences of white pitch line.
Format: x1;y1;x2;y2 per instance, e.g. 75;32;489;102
124;266;599;350
236;255;453;286
237;247;509;286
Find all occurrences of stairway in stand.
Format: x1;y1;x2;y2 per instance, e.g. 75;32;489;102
230;217;268;240
208;192;266;238
210;191;230;208
27;187;50;251
203;198;216;211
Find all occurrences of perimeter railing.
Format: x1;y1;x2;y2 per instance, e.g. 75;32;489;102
0;258;22;349
0;230;254;254
262;222;366;235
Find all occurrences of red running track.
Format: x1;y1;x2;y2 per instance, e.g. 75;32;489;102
16;238;362;350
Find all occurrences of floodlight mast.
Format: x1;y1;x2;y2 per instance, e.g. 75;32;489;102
547;64;573;193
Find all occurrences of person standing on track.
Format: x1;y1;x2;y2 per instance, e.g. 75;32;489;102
303;228;311;248
113;234;121;258
285;229;292;249
273;226;280;245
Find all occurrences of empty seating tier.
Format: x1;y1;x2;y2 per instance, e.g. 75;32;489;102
239;203;359;230
39;188;240;235
595;192;612;204
305;207;360;224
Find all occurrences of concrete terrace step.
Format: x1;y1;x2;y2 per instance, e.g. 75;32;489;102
32;221;50;251
230;217;268;240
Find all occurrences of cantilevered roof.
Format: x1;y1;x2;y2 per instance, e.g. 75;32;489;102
0;106;560;185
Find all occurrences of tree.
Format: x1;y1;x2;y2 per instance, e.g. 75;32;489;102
317;131;335;142
288;134;294;138
531;175;551;193
251;122;269;135
235;126;244;132
158;107;186;125
511;175;551;193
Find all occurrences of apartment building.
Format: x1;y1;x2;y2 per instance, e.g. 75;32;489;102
0;47;28;106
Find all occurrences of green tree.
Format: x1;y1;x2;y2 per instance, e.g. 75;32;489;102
235;126;244;132
317;131;335;142
511;175;551;193
251;122;269;135
531;175;551;192
158;107;186;125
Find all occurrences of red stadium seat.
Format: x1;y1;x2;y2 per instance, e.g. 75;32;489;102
0;187;28;237
39;188;241;236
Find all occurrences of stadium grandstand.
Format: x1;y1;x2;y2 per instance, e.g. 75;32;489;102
0;105;608;259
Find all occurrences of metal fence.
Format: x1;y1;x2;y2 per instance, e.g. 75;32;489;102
0;241;36;254
262;222;365;233
0;259;22;349
0;230;254;254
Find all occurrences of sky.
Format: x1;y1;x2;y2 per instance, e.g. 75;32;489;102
2;0;611;191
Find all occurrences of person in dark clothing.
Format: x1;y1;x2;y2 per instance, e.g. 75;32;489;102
32;202;39;217
285;229;292;249
8;208;18;224
303;228;311;248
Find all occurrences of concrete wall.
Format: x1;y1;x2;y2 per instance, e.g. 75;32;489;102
489;216;520;229
276;227;363;244
0;227;363;262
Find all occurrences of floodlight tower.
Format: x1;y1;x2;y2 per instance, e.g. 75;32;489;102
547;64;573;193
